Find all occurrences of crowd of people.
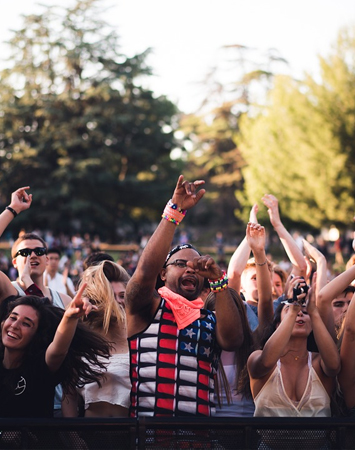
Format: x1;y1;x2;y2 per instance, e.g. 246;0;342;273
1;179;355;447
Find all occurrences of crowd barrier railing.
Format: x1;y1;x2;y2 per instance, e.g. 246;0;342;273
0;416;355;449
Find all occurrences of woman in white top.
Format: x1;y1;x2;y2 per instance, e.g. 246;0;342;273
63;260;131;418
247;276;340;418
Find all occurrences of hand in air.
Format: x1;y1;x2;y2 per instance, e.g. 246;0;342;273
9;187;32;214
65;283;97;319
246;222;266;253
171;175;205;211
262;194;281;228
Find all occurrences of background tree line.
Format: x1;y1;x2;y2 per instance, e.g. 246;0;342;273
0;0;354;243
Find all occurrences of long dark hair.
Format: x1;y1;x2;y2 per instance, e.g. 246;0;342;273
205;288;255;401
1;296;111;391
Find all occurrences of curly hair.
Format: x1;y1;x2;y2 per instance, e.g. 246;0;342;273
1;296;111;392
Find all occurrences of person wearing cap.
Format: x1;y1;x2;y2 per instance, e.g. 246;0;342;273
125;175;244;417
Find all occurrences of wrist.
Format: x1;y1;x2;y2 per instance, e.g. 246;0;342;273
209;271;228;293
162;199;187;226
6;206;18;217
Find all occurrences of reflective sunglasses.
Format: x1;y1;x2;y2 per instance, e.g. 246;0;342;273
165;259;189;269
14;247;47;258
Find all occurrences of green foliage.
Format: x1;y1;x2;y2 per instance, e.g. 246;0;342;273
239;27;355;228
0;0;181;239
179;45;287;236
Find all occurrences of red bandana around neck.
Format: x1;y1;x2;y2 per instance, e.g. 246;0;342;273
158;286;204;330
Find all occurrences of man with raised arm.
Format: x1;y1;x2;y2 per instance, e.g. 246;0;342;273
125;176;244;417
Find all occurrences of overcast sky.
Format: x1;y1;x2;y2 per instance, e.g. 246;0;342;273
0;0;354;112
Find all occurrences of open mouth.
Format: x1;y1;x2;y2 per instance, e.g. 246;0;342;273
181;276;197;290
7;332;19;340
296;320;305;325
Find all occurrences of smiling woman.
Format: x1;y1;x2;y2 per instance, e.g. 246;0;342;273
0;294;111;418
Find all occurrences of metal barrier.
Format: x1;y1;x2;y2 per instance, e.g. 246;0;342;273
0;417;355;449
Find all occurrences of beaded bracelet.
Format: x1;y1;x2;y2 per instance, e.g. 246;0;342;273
209;271;229;293
162;200;187;226
167;199;187;215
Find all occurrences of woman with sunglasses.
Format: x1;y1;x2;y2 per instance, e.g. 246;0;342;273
0;283;110;418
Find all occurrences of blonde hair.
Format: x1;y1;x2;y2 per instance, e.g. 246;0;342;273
80;260;130;335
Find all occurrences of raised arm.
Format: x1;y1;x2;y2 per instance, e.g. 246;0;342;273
338;292;355;409
0;187;33;302
227;204;258;292
302;239;335;339
248;303;300;381
45;283;94;373
262;194;307;277
125;176;205;334
307;279;340;377
0;187;32;238
246;222;273;331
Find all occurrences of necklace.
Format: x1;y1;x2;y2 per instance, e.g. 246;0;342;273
294;354;308;361
281;350;308;361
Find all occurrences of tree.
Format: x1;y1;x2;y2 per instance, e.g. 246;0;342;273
239;26;355;229
0;0;182;240
179;45;287;237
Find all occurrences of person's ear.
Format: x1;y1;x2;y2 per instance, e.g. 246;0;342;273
160;268;167;282
12;257;18;269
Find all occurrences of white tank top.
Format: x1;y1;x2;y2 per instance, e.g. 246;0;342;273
78;353;131;409
254;352;331;417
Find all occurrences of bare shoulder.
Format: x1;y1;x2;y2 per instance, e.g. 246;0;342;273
126;288;161;337
59;292;72;308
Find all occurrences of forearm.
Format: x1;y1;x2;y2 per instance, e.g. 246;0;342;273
137;219;175;282
46;315;79;371
319;265;355;303
260;313;296;368
253;248;273;328
0;209;16;239
0;271;18;303
274;224;306;276
311;311;340;375
215;288;244;350
227;237;250;292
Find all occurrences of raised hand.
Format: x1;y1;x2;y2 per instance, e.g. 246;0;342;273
302;238;324;263
9;186;32;214
65;283;96;319
246;222;266;253
20;255;34;288
249;204;259;224
285;275;308;305
262;194;281;228
171;175;205;211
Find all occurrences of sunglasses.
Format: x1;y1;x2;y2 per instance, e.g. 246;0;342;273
14;247;47;258
165;259;189;269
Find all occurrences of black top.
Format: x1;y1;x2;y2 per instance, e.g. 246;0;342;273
0;352;62;418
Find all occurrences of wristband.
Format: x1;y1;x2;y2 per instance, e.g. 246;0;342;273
6;206;18;217
255;259;267;266
208;271;229;293
162;200;187;226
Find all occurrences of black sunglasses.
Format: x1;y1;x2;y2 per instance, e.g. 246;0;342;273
14;247;47;258
165;259;189;269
